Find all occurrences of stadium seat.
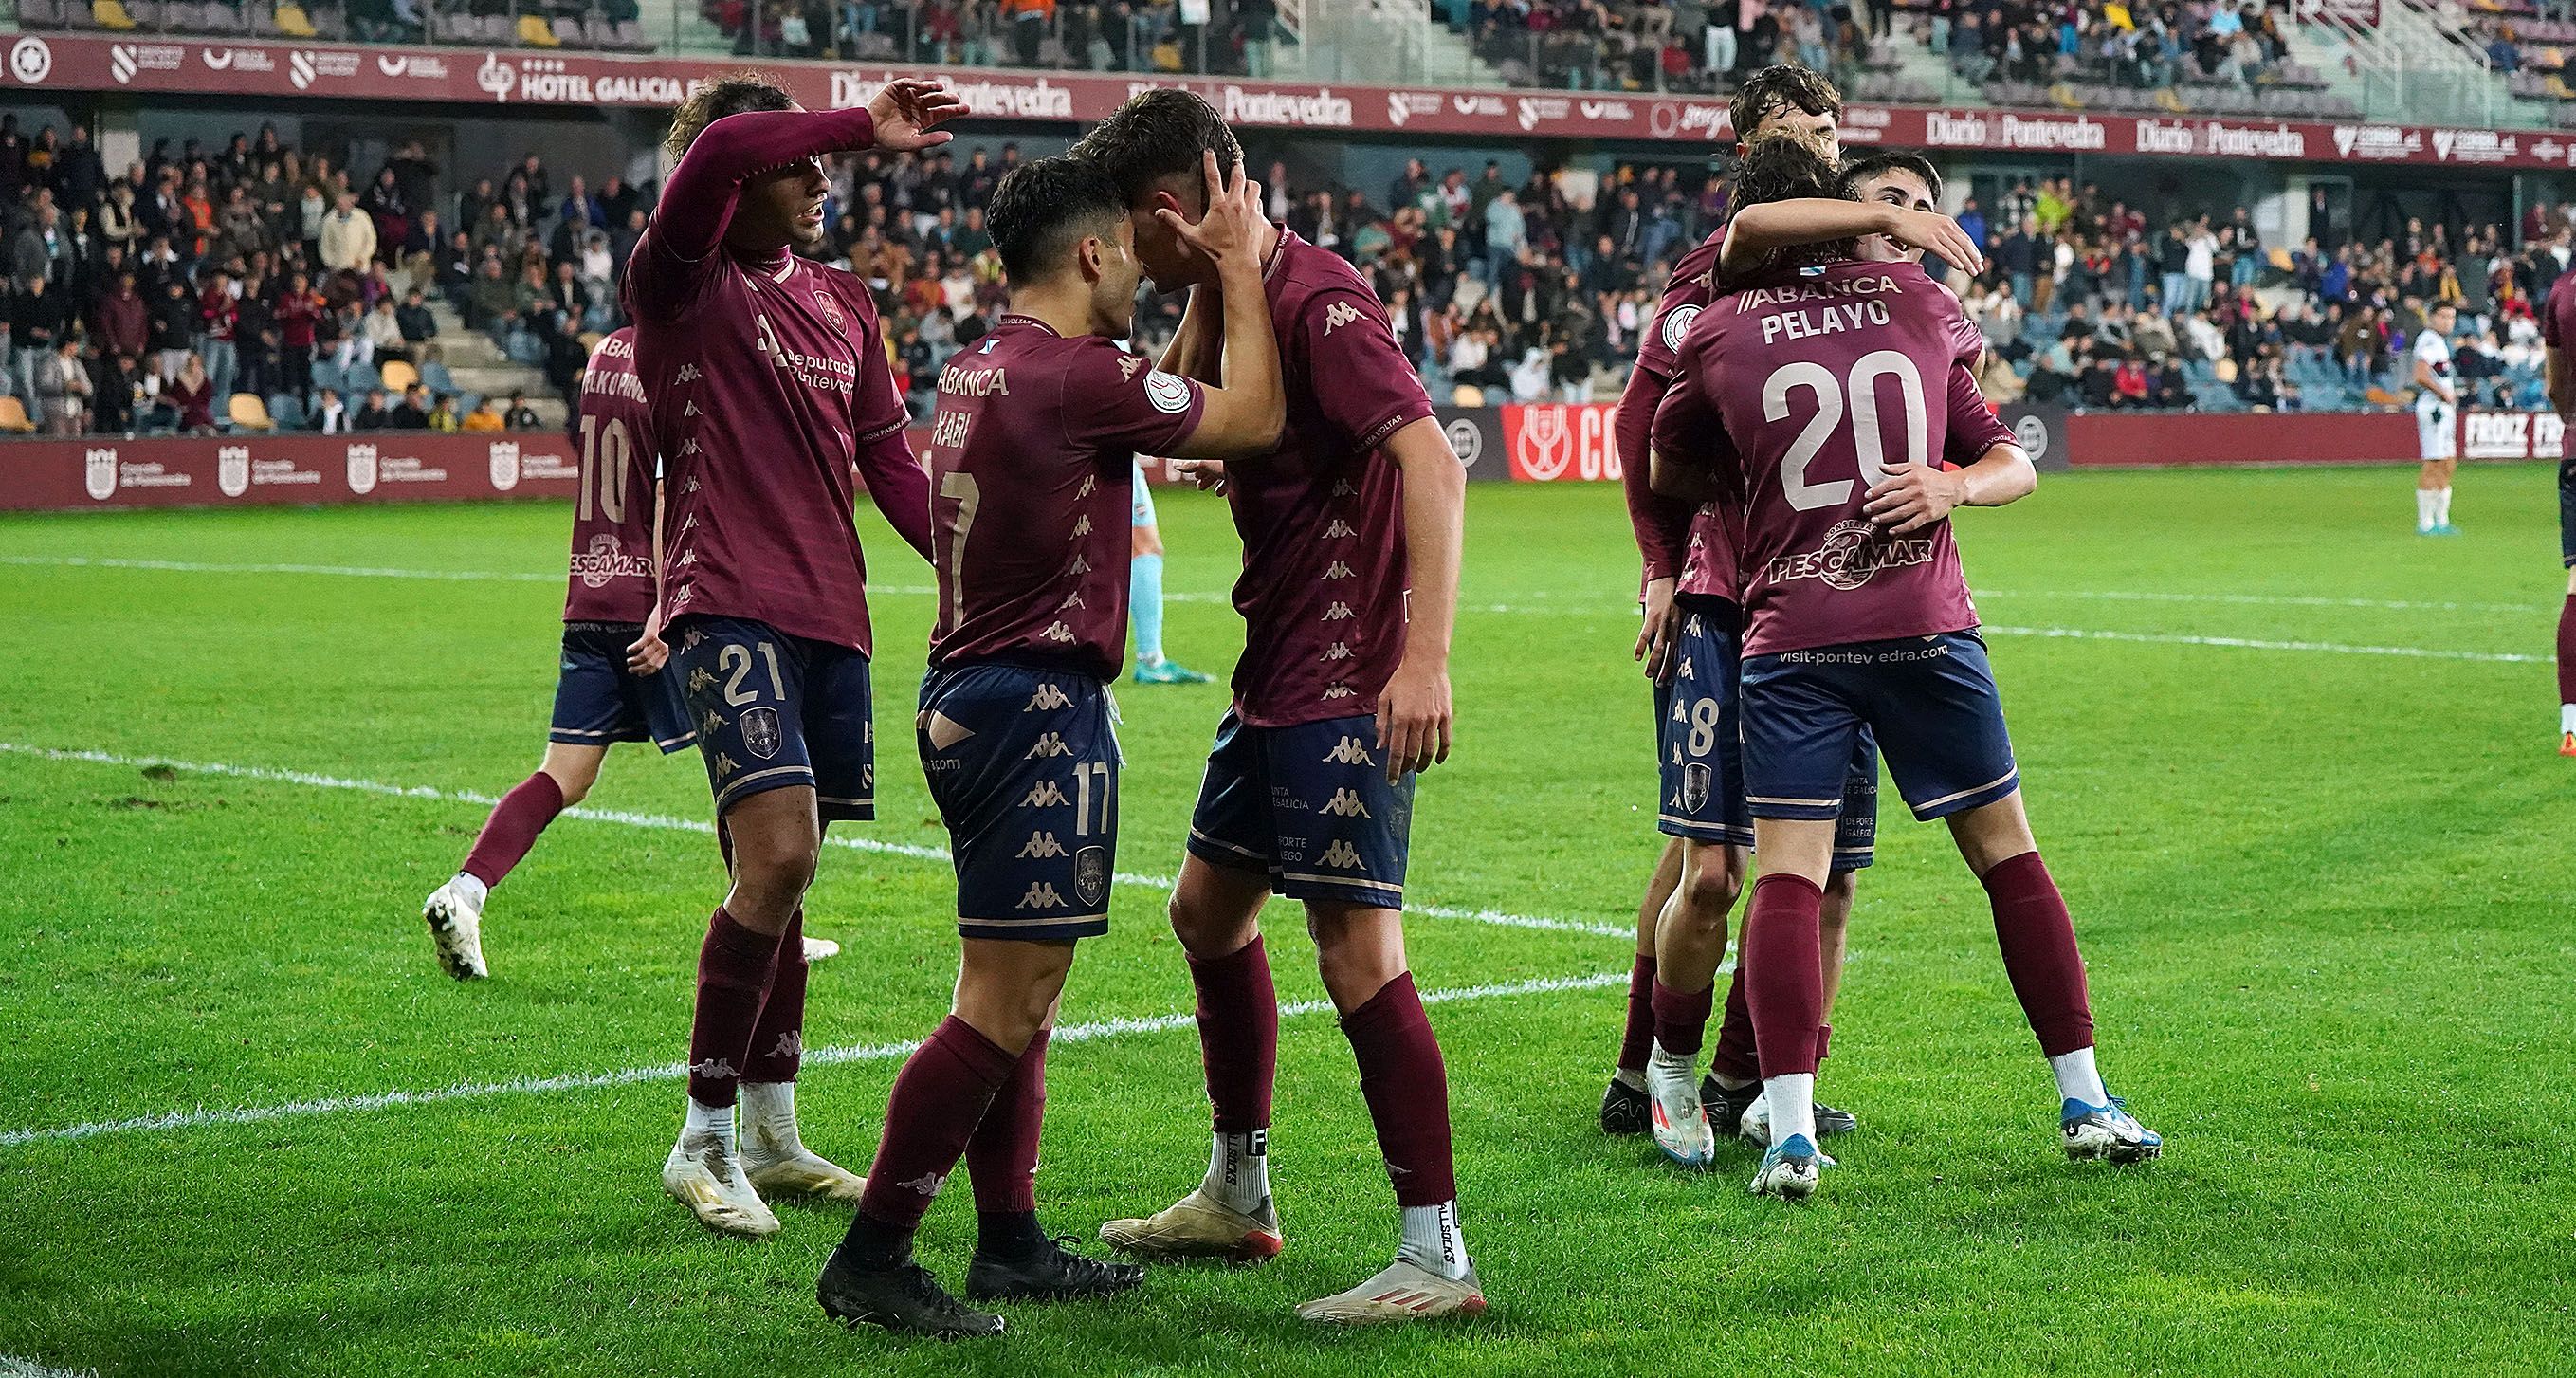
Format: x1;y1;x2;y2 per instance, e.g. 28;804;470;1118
267;393;307;430
0;396;35;433
228;393;276;432
92;0;138;28
517;12;559;44
378;358;419;394
20;0;63;25
274;0;316;33
310;360;344;395
420;360;455;395
1452;384;1486;406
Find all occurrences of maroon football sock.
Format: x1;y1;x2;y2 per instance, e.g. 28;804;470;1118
685;907;781;1108
1188;934;1279;1134
1816;1022;1833;1062
1649;977;1714;1057
1743;874;1825;1078
2559;594;2575;705
460;771;565;889
853;1016;1019;1232
1616;952;1657;1074
1982;851;2095;1057
742;909;805;1084
966;1025;1050;1215
1709;965;1761;1084
1341;972;1459;1206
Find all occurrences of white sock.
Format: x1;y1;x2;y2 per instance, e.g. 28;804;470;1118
2435;486;2453;526
2561;703;2575;735
450;872;488;909
1646;1039;1696;1088
1762;1074;1816;1148
2416;489;2438;530
683;1096;738;1154
1611;1067;1646;1092
740;1081;800;1156
1201;1129;1270;1214
1398;1200;1471;1279
2050;1046;2110;1108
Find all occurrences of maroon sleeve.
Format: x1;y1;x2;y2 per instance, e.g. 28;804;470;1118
2547;279;2572;350
1650;337;1737;487
1303;288;1434;452
1941;358;2014;467
1066;342;1205;455
849;292;930;561
1616;358;1693;584
624;107;877;323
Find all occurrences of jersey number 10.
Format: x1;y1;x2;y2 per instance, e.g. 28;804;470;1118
576;413;634;524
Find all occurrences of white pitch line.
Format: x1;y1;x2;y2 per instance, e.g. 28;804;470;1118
0;743;1631;940
0;554;562;583
1980;624;2546;665
1;1358;99;1378
0;970;1624;1148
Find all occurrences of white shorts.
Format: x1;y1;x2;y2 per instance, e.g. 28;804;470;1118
2418;403;2457;461
1131;457;1158;528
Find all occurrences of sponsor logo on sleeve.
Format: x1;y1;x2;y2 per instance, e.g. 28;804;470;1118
1143;370;1195;413
1659;302;1702;355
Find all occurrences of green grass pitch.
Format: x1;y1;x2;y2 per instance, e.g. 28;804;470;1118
3;465;2572;1377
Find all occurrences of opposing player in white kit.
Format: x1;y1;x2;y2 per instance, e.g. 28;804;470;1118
2414;303;2461;537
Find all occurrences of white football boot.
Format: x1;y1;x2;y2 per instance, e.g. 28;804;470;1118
1295;1258;1487;1325
421;876;489;981
740;1085;868;1204
1644;1041;1716;1168
799;935;842;963
663;1126;781;1238
1748;1134;1822;1201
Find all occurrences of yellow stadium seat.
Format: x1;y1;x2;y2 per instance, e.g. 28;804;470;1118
1451;384;1486;407
228;393;276;431
377;359;419;394
518;13;559;46
0;395;35;433
94;0;138;28
275;1;317;35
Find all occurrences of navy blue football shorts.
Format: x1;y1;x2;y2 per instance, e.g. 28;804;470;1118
549;620;696;754
1186;708;1413;910
919;662;1120;943
1654;599;1875;870
669;615;875;821
1740;630;2019;824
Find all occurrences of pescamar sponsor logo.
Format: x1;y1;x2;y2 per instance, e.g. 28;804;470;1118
1769;519;1938;590
2332;124;2423;160
1926;111;2105;151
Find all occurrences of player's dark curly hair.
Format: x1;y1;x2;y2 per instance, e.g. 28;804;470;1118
1728;64;1842;149
989;156;1131;285
1837;151;1944;206
1068;89;1242;211
1730;135;1852;271
665;71;795;162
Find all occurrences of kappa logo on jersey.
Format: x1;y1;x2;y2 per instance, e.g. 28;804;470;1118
1117;354;1142;380
1021;781;1069;807
1322;601;1356;621
676;364;702;383
1684;614;1703;636
1025;682;1073;711
683;400;702;418
740;707;783;760
1324;735;1378;767
1041;621;1077;643
1076;473;1097;498
1321;642;1353;661
1018;832;1068;859
1017;882;1067;909
1324;560;1355;579
1073;846;1108;906
1069;555;1091;575
1321;300;1362;335
1028;733;1073;759
1319;839;1367;871
1058;592;1085;610
1769;518;1939;591
1323;684;1356;700
1071;515;1092;537
1324;518;1358;538
1660;302;1702;354
1322;788;1372;818
1332;478;1358;497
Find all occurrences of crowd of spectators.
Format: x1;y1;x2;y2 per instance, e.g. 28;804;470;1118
0;112;631;437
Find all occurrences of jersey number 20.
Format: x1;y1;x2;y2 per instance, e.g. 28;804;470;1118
1762;350;1929;511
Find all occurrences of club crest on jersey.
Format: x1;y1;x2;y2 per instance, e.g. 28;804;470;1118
1144;370;1194;414
1073;846;1107;906
217;445;250;498
1769;519;1939;591
812;289;847;335
1659;303;1701;354
345;442;379;495
1682;762;1712;812
740;707;783;760
487;439;521;492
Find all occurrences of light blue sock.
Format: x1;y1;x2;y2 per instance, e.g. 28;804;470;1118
1131;551;1166;665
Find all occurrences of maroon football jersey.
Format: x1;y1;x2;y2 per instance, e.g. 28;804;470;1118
1653;259;2013;658
2543;269;2576;361
923;317;1206;681
562;327;660;623
1628;230;1735;603
1222;231;1439;727
624;107;927;655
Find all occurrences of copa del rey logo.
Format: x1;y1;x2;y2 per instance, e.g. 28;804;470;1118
1508;403;1624;483
488;439;521;492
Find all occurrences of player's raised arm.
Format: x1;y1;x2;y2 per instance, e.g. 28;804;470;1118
1159;152;1284;460
1721;199;1983;283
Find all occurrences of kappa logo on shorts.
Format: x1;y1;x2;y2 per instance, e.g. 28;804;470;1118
1319;839;1367;872
740;707;783;760
1073;845;1107;906
687;1056;740;1082
1021;781;1069;807
1323;736;1377;767
713;751;740;775
1682;762;1713;812
699;708;725;739
1018;832;1067;859
1322;788;1372;818
1671;697;1688;723
1028;733;1073;759
1677;656;1695;680
1322;300;1362;335
767;1030;805;1058
688;667;717;695
1025;683;1072;711
1016;881;1066;909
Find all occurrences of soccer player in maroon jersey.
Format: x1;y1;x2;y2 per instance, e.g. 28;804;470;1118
420;327;694;982
814;153;1286;1338
2538;269;2576;754
1652;137;2161;1201
1073;91;1481;1326
623;73;964;1239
